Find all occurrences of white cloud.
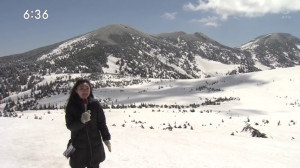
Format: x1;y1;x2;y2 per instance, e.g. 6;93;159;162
162;12;177;20
183;0;300;19
189;16;219;27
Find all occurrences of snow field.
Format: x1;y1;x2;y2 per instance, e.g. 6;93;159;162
0;106;299;168
1;66;300;167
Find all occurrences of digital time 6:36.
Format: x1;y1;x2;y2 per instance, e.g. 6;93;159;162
24;9;49;20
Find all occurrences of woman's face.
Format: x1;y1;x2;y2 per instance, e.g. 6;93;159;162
75;82;91;100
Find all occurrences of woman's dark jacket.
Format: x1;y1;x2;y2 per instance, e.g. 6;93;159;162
65;96;111;167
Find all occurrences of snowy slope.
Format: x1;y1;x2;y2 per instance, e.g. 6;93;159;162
194;56;239;76
240;33;300;69
0;67;300;168
38;34;91;61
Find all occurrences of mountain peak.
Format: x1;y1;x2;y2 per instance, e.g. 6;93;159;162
241;33;300;49
240;33;300;69
256;33;296;44
89;24;157;45
92;24;139;35
242;33;300;47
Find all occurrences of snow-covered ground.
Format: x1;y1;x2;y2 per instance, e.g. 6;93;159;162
1;67;300;168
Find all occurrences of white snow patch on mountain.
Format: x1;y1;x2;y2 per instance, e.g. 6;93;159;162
254;61;270;70
251;53;270;70
38;34;90;61
103;55;120;74
194;56;238;76
240;39;257;50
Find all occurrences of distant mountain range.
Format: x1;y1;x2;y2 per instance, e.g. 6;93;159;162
1;24;300;79
0;24;300;81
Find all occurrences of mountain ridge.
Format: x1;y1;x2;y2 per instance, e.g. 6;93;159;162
1;25;299;58
240;33;300;68
0;24;299;80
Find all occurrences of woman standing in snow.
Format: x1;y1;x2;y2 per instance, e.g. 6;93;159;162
65;79;111;168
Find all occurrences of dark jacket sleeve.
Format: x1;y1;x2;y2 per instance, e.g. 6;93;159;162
65;105;85;132
97;103;111;141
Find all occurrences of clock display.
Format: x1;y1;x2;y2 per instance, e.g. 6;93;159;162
24;9;49;20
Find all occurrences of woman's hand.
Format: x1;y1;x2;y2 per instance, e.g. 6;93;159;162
81;110;91;124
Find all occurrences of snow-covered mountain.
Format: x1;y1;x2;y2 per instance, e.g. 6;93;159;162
1;25;299;80
240;33;300;69
0;25;264;80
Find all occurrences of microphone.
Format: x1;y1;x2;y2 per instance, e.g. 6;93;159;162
82;99;88;111
81;98;91;124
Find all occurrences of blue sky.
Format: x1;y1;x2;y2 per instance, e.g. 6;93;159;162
1;0;300;57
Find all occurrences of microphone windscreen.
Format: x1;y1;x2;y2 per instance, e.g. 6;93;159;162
82;99;88;105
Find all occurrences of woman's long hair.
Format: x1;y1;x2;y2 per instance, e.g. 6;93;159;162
66;79;94;108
